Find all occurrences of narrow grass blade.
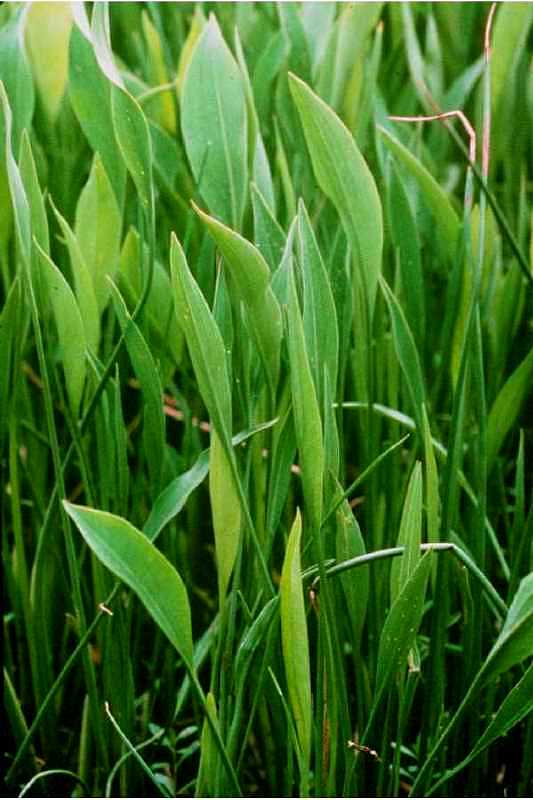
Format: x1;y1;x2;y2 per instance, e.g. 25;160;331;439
196;692;220;797
181;14;248;230
64;501;193;668
289;72;383;314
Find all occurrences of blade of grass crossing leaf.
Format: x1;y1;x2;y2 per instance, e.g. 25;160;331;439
280;509;312;779
289;73;383;315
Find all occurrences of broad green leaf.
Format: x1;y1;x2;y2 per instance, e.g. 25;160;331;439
289;73;383;314
35;242;86;417
64;501;193;668
210;430;241;609
287;265;324;532
380;276;426;434
0;7;34;154
280;509;312;766
194;204;282;399
479;572;533;685
253;136;275;215
378;126;460;263
74;154;121;313
487;347;533;471
111;86;154;217
110;281;165;497
297;198;338;404
175;7;205;98
390;462;423;604
278;3;312;83
69;22;125;204
50;196;100;355
181;14;247;230
375;550;433;702
301;3;335;75
25;2;72;124
170;234;232;445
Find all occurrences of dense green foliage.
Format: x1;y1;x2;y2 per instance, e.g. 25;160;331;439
2;3;532;797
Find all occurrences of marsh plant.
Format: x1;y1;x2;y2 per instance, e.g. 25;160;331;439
1;2;532;797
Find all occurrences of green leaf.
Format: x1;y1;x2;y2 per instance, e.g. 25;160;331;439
18;131;48;255
297;198;339;403
287;265;324;533
35;242;87;418
280;509;312;766
181;14;248;230
194;204;282;399
0;7;34;154
487;347;533;471
0;278;22;442
170;234;232;446
50;196;100;355
380;276;426;434
25;2;72;125
196;692;220;797
378;124;460;261
480;572;533;685
390;462;423;604
0;81;31;270
74;154;121;313
69;22;125;204
289;73;383;314
110;281;165;497
63;501;193;668
209;430;241;609
111;86;154;217
375;550;433;703
251;183;285;271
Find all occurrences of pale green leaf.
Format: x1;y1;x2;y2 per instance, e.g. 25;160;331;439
209;430;241;609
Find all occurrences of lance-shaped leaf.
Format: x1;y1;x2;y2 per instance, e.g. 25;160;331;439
64;501;193;668
289;73;383;314
25;2;72;125
210;430;241;609
181;14;247;230
0;7;34;154
280;509;312;766
35;242;87;418
170;234;232;445
194;204;282;398
487;347;533;471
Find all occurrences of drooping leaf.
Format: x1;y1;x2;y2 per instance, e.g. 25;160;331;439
194;204;282;399
289;73;383;314
64;501;193;668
